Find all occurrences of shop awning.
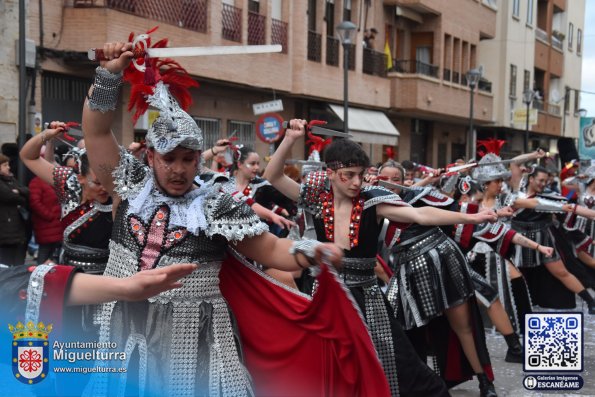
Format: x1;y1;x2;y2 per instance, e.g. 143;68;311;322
328;104;399;146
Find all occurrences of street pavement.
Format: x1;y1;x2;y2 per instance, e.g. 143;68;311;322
451;300;595;396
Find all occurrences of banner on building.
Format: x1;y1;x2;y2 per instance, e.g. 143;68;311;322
512;108;538;127
579;117;595;159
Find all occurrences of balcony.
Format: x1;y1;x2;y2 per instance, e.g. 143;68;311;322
271;19;288;53
101;0;208;32
308;31;322;62
389;74;493;122
551;36;563;51
536;28;549;44
393;60;439;79
248;11;265;45
222;3;242;42
382;0;441;15
326;36;339;67
535;111;562;136
363;48;387;77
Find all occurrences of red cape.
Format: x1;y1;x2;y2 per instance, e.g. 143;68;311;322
220;254;391;396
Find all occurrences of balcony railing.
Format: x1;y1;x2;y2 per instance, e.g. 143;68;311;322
443;68;451;82
394;60;439;78
362;47;387;77
222;3;242;42
248;11;265;45
346;43;356;71
308;31;322;62
551;36;563;51
536;28;549;44
452;71;461;84
271;19;288;53
548;102;561;116
326;36;340;66
103;0;207;32
532;99;545;111
478;79;492;93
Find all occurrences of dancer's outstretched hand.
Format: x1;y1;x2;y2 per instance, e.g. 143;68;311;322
117;263;198;301
473;208;499;224
538;245;554;258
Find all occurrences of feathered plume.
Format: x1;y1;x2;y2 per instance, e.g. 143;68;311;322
123;27;199;125
305;120;332;155
385;146;395;160
476;138;506;158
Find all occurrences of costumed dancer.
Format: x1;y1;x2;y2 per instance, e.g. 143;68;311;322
469;153;545;338
375;162;505;396
264;120;500;397
509;165;595;313
20;124;112;274
221;145;295;234
79;37;390;397
561;165;595;260
375;163;526;369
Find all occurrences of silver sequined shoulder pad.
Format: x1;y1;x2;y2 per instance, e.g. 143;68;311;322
204;190;269;242
361;186;409;210
298;171;329;217
112;147;151;200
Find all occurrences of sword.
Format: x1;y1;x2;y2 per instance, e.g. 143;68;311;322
89;34;282;72
285;159;326;167
281;121;353;138
378;179;415;192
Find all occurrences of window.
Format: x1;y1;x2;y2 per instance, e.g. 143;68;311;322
343;0;351;22
527;0;533;25
577;29;582;55
512;0;520;18
228;120;255;145
575;90;580;113
523;70;531;92
193;117;221;151
568;23;574;50
510;64;517;98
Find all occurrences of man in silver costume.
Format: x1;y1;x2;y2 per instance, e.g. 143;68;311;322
264;120;499;397
79;41;353;397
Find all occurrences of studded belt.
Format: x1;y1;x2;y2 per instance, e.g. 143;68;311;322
394;227;447;261
340;257;377;287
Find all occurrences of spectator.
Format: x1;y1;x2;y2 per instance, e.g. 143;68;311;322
0;154;29;266
29;175;64;264
363;28;378;49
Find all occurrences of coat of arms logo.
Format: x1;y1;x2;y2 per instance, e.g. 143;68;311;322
9;321;52;384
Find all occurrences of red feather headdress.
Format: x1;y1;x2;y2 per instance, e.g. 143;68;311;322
123;27;199;125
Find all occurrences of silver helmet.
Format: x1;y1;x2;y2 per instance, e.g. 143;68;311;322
472;153;511;184
144;82;203;155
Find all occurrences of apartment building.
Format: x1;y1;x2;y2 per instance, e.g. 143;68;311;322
477;0;585;158
6;0;548;168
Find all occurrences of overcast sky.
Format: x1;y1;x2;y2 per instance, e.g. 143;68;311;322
581;1;595;117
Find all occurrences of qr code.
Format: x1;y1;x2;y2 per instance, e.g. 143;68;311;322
525;313;582;371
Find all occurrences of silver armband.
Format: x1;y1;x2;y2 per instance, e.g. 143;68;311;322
289;240;323;266
535;198;565;213
86;66;123;113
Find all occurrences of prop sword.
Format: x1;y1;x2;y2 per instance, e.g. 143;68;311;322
377;179;416;192
285;159;326;167
89;34;282;72
281;121;352;138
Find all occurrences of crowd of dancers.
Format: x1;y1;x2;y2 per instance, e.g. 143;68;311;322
2;35;595;397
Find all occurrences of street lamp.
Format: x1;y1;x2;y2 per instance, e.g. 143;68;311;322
466;67;482;161
522;89;536;152
336;20;357;135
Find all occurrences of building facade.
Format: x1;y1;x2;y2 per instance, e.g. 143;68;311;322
1;0;585;169
477;0;585;159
